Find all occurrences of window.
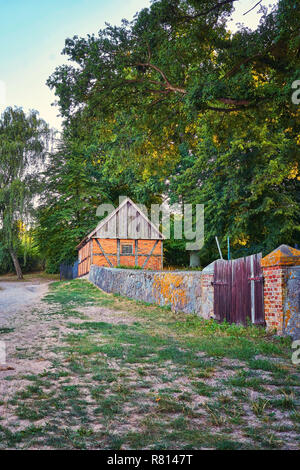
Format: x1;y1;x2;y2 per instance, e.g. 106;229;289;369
121;244;133;255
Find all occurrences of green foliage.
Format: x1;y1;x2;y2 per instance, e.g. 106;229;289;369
172;315;270;339
170;115;300;260
163;238;190;267
42;0;300;266
29;0;300;273
18;238;42;273
36;128;164;273
0;107;49;276
0;244;12;274
116;265;143;270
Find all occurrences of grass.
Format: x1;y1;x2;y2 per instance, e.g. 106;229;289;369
251;398;270;417
0;328;15;334
116;265;143;270
1;279;299;450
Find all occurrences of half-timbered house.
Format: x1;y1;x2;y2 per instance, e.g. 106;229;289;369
77;198;164;276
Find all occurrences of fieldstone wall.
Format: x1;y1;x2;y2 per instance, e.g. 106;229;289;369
284;267;300;339
89;265;214;318
88;247;300;338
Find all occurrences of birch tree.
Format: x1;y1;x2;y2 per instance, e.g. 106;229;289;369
0;107;49;279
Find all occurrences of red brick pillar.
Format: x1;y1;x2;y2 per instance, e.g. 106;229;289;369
261;245;300;334
262;265;285;333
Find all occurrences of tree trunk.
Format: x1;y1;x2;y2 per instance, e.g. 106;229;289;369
9;249;23;280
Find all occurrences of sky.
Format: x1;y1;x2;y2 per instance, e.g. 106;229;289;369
0;0;277;130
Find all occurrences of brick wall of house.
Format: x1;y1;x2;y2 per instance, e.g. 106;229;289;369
92;238;118;268
91;238;162;270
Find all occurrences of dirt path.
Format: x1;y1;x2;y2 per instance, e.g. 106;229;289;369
0;280;299;450
0;281;50;326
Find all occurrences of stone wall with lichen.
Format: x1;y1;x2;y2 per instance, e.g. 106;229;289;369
284;267;300;339
89;246;300;337
89;265;214;318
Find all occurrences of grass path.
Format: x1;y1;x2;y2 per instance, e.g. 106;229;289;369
0;280;299;450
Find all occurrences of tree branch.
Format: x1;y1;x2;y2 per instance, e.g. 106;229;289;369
207;105;248;112
243;1;262;15
207;97;267;112
124;67;256;110
218;98;251;105
136;62;186;94
224;54;263;79
176;0;238;22
146;42;152;62
148;97;168;108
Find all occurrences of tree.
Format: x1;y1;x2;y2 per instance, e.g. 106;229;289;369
35;122;165;273
45;0;300;263
0;107;49;279
169;111;300;261
48;0;299;137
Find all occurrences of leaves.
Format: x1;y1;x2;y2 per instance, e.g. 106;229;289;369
0;107;49;274
42;0;300;267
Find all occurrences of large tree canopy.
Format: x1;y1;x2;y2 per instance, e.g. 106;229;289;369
48;0;299;122
44;0;300;266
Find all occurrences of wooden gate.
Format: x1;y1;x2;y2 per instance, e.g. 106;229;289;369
213;253;264;326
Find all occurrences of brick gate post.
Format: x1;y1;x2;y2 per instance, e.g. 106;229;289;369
261;245;300;336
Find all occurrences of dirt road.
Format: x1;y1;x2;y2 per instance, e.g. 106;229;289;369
0;281;50;325
0;280;299;450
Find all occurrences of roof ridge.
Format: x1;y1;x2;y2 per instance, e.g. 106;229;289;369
77;197;164;249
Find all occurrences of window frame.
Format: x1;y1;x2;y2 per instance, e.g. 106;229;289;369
121;244;133;255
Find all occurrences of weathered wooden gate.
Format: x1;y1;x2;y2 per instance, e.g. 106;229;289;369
213;253;264;326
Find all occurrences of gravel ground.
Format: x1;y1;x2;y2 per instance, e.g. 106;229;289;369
0;281;50;326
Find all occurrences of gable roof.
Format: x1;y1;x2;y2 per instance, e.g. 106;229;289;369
77;197;165;249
